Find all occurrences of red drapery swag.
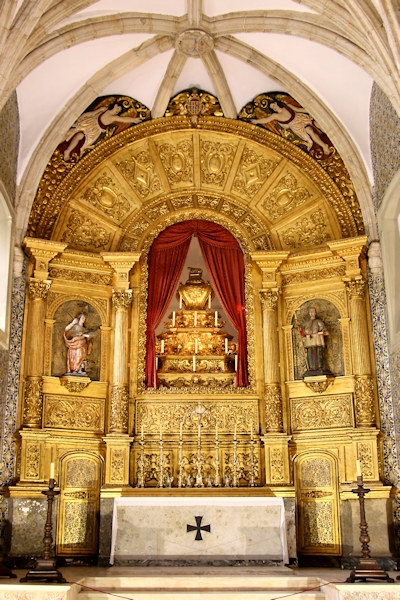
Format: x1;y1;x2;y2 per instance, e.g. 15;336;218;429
145;220;249;388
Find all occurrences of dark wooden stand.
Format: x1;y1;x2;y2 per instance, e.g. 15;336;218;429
20;479;66;583
346;475;394;583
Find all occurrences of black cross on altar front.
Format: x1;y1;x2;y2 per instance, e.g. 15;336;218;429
187;516;211;540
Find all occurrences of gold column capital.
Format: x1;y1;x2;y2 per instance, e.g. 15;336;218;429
259;288;279;311
112;289;133;310
345;278;366;299
23;238;67;280
101;252;141;290
28;278;51;300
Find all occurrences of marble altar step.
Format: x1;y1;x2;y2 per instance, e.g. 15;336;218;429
75;575;326;599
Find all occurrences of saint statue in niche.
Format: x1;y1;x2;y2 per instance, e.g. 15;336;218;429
64;313;97;375
299;306;330;375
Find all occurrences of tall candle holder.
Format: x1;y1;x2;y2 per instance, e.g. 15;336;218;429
195;424;204;487
346;475;394;583
157;437;164;488
232;437;238;487
249;437;256;487
214;435;220;487
177;438;184;488
137;438;145;487
21;478;66;583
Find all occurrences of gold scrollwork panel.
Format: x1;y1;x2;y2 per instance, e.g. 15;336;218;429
295;452;341;556
290;394;354;432
56;453;101;556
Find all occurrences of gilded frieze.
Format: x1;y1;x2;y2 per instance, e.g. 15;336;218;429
220;199;246;221
145;201;170;223
114;147;162;199
200;139;235;187
44;396;104;432
282;266;345;286
63;502;95;546
197;194;221;210
170;195;195;210
109;385;129;433
232;145;279;200
157;139;194;186
48;267;112;286
136;399;258;434
262;171;311;222
291;394;353;432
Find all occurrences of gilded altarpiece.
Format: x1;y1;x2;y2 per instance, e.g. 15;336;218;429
13;101;391;561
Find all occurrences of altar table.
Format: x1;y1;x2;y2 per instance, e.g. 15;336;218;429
110;496;288;564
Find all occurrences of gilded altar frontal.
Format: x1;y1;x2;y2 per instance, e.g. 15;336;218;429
11;90;392;564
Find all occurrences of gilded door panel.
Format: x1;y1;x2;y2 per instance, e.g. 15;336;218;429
56;453;101;556
295;452;341;555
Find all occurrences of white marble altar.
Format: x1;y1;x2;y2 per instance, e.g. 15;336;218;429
110;496;288;564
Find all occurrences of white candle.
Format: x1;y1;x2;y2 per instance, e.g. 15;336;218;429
214;311;218;327
50;462;55;480
193;355;196;372
155;357;159;370
161;340;165;354
234;355;238;371
356;459;362;477
195;338;198;354
172;311;176;326
194;311;197;326
179;294;182;309
225;338;228;353
208;294;211;309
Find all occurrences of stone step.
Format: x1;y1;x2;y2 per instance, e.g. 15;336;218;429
75;575;326;600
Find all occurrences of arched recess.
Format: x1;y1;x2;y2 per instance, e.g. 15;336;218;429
294;450;342;557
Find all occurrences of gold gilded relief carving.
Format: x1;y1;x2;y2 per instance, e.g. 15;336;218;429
197;194;221;210
61;209;111;251
220;200;246;221
354;375;376;426
158;140;193;185
59;377;91;393
80;173;132;223
301;456;331;487
232;146;278;199
264;384;283;432
49;267;112;285
291;394;353;432
115;149;161;199
200;140;235;187
280;208;331;249
224;449;260;485
23;377;43;427
282;266;345;286
44;396;104;431
260;290;279;310
110;449;125;482
109;385;129;433
304;378;334;394
66;458;97;487
112;289;133;310
63;502;95;546
252;234;274;251
25;442;40;478
270;447;285;483
170;195;195;209
146;201;170;223
303;502;335;547
28;279;51;300
345;278;366;299
357;443;373;478
136;400;258;434
262;172;311;221
240;214;264;237
64;491;97;500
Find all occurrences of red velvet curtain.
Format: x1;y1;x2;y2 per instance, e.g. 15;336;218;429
145;220;249;388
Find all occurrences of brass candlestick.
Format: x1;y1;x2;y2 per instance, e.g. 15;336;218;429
232;437;238;487
346;475;394;583
21;478;66;583
157;437;164;488
214;435;220;487
177;438;184;488
195;423;204;487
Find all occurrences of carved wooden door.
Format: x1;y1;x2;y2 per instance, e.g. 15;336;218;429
56;453;101;557
295;451;341;555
